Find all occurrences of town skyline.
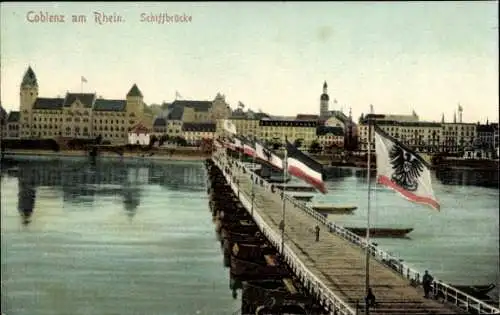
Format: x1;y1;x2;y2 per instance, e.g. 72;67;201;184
1;2;498;123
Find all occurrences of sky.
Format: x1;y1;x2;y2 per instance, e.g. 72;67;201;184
1;2;498;123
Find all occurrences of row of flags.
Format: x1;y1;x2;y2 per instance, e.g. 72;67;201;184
215;135;327;194
219;119;440;211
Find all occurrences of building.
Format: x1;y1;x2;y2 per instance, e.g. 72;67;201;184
152;93;232;142
157;93;231;123
316;126;344;149
14;66;150;144
258;119;318;148
319;81;330;118
476;122;498;149
441;122;477;152
182;122;216;145
220;110;270;138
357;112;477;153
0;105;7;138
128;122;151;145
5;111;20;139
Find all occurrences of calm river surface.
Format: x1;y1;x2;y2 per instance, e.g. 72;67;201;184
1;157;499;314
1;158;240;315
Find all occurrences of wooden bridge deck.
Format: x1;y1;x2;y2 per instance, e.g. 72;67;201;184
232;166;466;315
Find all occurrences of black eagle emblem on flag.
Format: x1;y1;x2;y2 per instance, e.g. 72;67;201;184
389;145;423;192
262;147;272;162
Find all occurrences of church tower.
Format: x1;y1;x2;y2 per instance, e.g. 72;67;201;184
320;81;329;118
20;66;39;138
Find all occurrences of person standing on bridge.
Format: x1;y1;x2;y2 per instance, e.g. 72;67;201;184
315;225;320;242
422;270;434;298
365;287;376;308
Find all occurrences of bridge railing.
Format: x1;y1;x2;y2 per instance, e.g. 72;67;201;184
213;155;357;315
218;155;500;315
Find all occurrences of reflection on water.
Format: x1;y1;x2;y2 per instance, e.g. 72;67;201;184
1;159;240;315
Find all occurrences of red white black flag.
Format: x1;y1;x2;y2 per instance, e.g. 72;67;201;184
374;125;440;211
286;140;327;194
224;136;242;152
255;140;284;170
241;136;256;158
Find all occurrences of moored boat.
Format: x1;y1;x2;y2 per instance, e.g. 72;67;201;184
346;227;414;238
311;204;357;214
290;194;314;202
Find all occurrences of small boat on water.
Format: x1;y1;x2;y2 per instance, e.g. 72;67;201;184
346;227;414;238
311;204;357;214
275;184;316;193
290;194;314;202
452;284;496;298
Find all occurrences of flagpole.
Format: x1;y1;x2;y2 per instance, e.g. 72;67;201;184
280;133;288;256
365;118;373;314
251;136;256;217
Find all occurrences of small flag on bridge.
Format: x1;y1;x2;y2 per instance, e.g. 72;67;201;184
374;124;440;211
255;140;284;170
241;136;256;158
286;140;327;194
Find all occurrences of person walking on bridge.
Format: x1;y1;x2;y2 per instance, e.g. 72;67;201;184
315;225;320;242
422;270;434;298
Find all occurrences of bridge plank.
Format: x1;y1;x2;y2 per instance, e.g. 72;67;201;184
231;164;467;315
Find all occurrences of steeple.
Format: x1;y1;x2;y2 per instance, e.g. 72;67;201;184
441;113;445;123
453;111;457;123
127;84;143;98
21;66;38;87
319;81;330;118
320;81;329;101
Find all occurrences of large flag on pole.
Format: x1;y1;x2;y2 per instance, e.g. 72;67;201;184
223;119;237;135
255;140;284;170
81;76;88;83
286;140;327;194
374;124;440;211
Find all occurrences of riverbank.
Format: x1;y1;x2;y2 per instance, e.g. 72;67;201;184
1;149;210;162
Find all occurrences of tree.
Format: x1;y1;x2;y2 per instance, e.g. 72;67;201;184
174;136;187;146
159;134;169;146
293;139;303;148
149;135;158;147
95;134;103;145
309;140;322;154
271;142;282;150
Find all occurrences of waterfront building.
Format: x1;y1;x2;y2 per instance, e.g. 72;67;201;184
182;122;216;146
13;66;152;144
0;105;7;138
316;126;344;149
476;122;498;150
128;122;151;145
258;119;318;149
152;93;231;141
358;112;477;153
5;111;20;139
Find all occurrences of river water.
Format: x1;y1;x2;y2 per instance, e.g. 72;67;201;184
1;158;240;315
1;157;498;314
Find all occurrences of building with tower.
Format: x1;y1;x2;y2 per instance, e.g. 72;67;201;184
14;66;151;144
319;81;329;118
